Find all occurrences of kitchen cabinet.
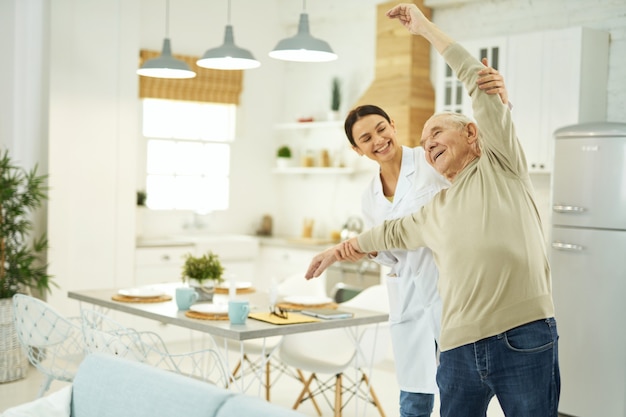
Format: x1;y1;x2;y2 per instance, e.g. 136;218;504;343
135;235;259;287
435;27;608;173
274;120;357;174
256;244;328;290
506;27;609;173
135;244;194;286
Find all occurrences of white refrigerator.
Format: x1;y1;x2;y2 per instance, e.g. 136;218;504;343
551;122;626;417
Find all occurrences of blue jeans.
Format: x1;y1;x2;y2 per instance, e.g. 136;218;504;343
399;391;434;417
437;318;560;417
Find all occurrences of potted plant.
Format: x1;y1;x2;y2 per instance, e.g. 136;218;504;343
276;145;292;169
181;251;224;302
136;190;147;206
0;149;53;382
329;77;341;120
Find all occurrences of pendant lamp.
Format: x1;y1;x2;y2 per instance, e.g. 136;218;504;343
137;0;196;79
197;0;260;70
269;0;337;63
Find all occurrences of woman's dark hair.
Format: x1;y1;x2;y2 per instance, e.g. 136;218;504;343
344;105;391;147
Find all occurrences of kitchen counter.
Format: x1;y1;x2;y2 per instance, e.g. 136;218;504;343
256;236;336;251
136;234;336;251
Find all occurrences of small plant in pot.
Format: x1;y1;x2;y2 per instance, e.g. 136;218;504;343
276;145;292;169
181;251;224;302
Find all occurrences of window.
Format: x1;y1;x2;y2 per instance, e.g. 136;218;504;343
142;99;236;212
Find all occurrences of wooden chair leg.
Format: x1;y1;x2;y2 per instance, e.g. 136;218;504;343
362;373;386;417
293;374;315;411
296;369;322;416
334;373;343;417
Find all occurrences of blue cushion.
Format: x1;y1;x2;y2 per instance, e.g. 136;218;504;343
71;353;232;417
218;394;306;417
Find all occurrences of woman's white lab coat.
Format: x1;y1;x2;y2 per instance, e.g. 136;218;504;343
361;146;449;393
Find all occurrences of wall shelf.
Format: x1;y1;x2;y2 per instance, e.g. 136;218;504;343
275;120;343;130
272;167;355;175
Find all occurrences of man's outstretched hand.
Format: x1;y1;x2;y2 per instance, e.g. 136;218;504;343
305;247;338;279
304;238;365;279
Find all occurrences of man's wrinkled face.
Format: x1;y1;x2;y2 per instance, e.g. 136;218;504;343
421;115;475;181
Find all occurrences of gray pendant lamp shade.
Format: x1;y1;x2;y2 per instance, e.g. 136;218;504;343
137;0;196;79
269;12;337;63
137;38;196;79
197;25;261;70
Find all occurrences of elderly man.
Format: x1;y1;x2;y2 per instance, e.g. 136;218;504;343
305;4;560;417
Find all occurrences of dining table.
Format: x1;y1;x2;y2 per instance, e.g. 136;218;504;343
67;282;389;405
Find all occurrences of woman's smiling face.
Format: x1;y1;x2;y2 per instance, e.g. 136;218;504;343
350;114;400;163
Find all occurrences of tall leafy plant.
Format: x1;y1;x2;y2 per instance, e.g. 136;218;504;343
0;149;53;299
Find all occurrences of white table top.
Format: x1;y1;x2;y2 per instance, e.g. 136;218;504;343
67;283;388;341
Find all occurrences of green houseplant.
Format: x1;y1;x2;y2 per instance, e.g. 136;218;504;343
0;149;52;298
0;148;52;382
181;251;224;301
276;145;292;169
331;77;341;113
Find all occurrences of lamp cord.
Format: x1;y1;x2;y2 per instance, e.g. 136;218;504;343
227;0;231;24
165;0;170;38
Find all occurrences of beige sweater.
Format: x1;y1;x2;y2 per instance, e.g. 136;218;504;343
357;43;555;352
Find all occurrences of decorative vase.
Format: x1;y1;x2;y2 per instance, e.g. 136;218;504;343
276;157;292;169
0;298;28;382
187;279;216;302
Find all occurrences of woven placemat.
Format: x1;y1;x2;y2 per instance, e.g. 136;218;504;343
111;294;172;303
276;302;338;311
185;310;229;321
214;287;256;295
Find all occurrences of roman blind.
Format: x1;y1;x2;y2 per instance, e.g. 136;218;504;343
138;50;243;104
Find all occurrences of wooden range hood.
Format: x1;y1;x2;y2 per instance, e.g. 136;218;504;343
355;0;434;147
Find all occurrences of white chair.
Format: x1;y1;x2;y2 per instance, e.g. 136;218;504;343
80;309;228;387
222;273;327;402
12;294;86;398
278;284;390;417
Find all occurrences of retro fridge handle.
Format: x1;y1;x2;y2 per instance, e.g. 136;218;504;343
552;205;586;213
551;241;584;251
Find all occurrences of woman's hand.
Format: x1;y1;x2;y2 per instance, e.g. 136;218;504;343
477;57;509;105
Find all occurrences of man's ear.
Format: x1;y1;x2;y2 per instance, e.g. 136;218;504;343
465;122;479;144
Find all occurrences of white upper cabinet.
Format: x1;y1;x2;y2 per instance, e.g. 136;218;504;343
435;27;609;173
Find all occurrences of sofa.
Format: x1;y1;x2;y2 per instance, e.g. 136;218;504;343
2;353;306;417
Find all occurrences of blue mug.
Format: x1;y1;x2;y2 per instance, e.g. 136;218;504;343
228;300;250;325
175;287;198;310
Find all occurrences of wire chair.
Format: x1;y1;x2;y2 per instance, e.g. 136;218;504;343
12;294;86;398
80;309;228;387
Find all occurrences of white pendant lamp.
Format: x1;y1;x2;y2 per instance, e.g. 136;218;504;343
269;0;337;63
197;0;260;70
137;0;196;79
